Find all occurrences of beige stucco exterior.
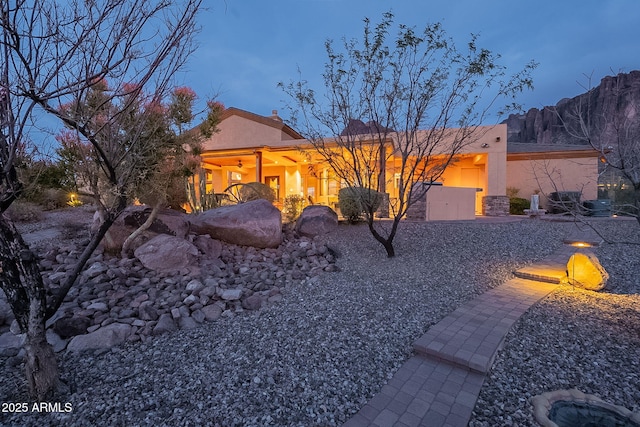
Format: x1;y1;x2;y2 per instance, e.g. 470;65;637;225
196;107;600;218
506;144;600;208
198;108;507;217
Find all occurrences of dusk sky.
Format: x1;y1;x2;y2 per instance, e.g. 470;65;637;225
180;0;639;124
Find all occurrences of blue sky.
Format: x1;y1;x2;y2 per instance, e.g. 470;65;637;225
179;0;639;124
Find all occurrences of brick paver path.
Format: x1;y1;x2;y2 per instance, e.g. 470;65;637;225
344;228;602;427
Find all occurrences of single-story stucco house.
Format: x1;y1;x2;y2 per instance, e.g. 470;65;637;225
195;107;601;219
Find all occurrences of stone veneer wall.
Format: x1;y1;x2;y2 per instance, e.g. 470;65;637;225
483;195;510;216
405;183;428;220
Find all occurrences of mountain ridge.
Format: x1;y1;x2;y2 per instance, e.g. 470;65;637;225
504;70;640;145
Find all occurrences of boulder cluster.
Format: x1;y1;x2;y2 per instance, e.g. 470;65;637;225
0;200;340;357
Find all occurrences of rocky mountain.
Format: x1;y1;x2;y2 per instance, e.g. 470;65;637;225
504;70;640;145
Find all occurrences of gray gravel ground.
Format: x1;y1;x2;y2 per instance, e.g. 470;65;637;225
1;217;638;426
468;219;640;426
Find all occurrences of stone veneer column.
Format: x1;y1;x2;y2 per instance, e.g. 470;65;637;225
482;195;510;216
405;183;427;220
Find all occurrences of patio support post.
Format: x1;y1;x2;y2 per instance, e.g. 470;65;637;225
255;151;263;182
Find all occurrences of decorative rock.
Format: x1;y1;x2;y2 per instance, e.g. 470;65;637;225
152;314;177;336
53;316;92;339
219;288;242;301
46;329;68;353
178;316;197;330
190;199;282;248
10;320;20;335
134;235;199;272
98;206;190;253
86;302;108;312
193;235;223;259
202;304;223;321
185;279;204;293
183;295;199;305
242;294;263;311
123;207;190;238
191;309;206;323
66;323;132;353
295;205;339;237
24;207;339;353
566;251;609;291
0;331;24;357
83;262;108;279
138;301;159;321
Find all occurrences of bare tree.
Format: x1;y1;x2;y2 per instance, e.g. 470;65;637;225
280;12;536;257
556;73;640;225
0;0;203;398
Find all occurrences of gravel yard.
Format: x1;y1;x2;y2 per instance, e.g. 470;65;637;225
469;220;640;426
1;214;638;426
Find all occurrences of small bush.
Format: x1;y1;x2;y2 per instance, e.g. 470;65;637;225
509;197;529;215
283;195;306;223
237;182;275;203
40;188;69;210
338;187;382;222
506;187;520;198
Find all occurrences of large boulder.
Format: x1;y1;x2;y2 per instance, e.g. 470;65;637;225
134;234;199;272
66;322;131;353
94;206;190;253
190;199;282;248
295;205;338;237
566;252;609;291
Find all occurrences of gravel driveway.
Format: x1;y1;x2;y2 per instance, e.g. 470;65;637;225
1;216;638;426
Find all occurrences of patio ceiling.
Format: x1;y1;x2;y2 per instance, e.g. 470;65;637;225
201;148;313;169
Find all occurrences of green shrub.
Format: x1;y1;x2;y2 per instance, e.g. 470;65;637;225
235;182;275;203
509;197;529;215
283;194;306;223
338;186;382;222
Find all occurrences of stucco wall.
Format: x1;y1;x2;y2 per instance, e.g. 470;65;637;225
506;157;598;208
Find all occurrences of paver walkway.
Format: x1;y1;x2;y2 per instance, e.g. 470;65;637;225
343;228;602;427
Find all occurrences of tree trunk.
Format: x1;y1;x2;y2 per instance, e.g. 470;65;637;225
0;215;58;399
634;184;640;226
366;214;397;258
24;309;58;400
121;201;163;258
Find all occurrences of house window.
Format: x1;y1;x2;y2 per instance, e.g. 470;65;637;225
228;171;242;186
319;168;341;196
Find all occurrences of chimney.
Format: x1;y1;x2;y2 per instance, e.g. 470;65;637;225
271;109;283;122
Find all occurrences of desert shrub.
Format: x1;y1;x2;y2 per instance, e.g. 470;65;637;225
509;197;529;215
283;194;306;223
338;186;382;222
236;182;275;203
5;202;43;222
506;187;520;198
40;188;70;210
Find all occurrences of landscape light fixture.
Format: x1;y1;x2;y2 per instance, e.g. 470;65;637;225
568;241;593;248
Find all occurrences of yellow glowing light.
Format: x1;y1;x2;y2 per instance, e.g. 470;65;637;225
570;242;591;248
